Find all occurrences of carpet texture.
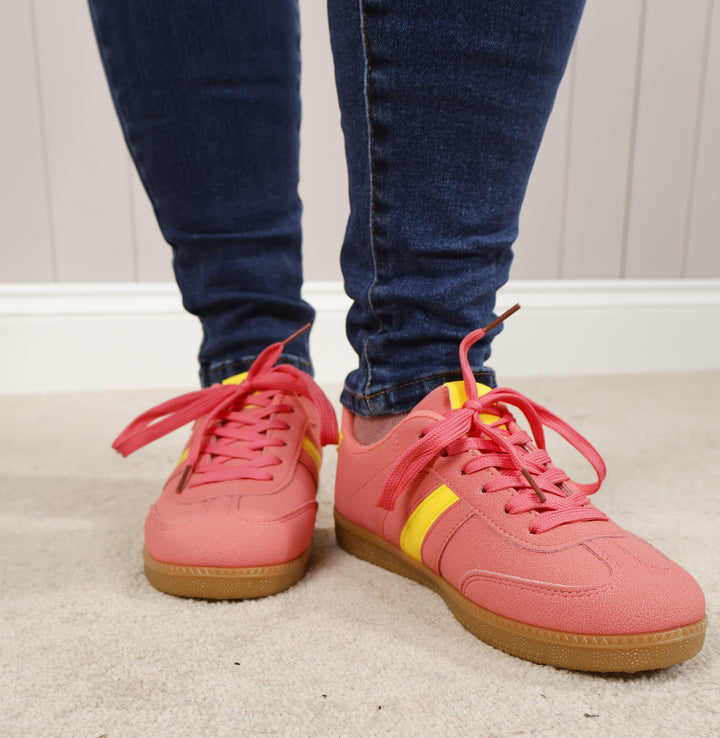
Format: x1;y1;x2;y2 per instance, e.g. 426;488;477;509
1;373;718;737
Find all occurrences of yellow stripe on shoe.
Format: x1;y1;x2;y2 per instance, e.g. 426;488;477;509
301;436;322;469
400;484;459;562
176;447;189;468
221;371;249;385
397;383;496;561
222;371;264;409
444;380;499;424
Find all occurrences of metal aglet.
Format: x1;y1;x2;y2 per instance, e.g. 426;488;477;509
521;468;546;503
176;464;193;494
480;303;521;335
281;323;312;347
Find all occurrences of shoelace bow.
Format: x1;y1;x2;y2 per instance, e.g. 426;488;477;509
112;333;338;491
377;307;608;534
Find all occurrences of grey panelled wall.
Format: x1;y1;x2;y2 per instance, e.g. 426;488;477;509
1;0;718;283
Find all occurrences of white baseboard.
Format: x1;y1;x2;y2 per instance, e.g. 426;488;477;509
1;279;719;393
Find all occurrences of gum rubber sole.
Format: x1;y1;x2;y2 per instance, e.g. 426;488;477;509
143;546;311;600
334;509;706;672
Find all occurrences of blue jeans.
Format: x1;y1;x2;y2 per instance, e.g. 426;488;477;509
88;0;584;416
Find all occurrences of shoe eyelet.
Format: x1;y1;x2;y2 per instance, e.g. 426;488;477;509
460;469;466;476
480;487;486;494
503;506;509;514
440;450;448;457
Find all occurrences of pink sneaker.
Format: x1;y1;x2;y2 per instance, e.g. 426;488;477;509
335;307;706;671
113;328;338;599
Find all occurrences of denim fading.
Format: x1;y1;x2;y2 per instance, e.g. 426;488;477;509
88;0;584;415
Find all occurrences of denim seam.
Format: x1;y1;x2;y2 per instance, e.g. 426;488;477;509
359;0;383;408
342;368;496;402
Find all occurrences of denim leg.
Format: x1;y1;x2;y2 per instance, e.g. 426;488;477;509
87;0;313;386
328;0;585;416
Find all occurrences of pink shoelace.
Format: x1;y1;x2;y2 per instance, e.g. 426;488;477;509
112;327;338;492
377;306;608;534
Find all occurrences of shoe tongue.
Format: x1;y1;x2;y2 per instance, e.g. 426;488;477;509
221;370;268;409
444;380;494;409
221;371;248;385
205;371;277;470
415;380;501;424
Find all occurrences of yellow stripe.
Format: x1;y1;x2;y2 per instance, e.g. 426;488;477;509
221;372;263;408
444;380;498;424
221;371;249;385
301;437;322;469
400;485;459;562
175;447;189;468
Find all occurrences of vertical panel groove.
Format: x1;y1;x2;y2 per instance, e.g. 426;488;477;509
28;0;57;282
681;0;714;277
621;0;648;278
557;48;578;278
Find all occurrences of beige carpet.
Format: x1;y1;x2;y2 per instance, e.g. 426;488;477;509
1;373;718;737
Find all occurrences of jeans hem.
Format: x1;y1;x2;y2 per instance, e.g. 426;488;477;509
340;366;497;416
200;352;313;387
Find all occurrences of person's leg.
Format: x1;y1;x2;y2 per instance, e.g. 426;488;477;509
329;0;706;672
88;0;313;385
91;0;340;599
328;0;584;418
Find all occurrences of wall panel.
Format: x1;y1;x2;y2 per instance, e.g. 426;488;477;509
0;0;54;281
33;0;134;281
298;0;347;282
1;0;719;284
685;2;720;276
511;57;572;279
624;0;709;277
562;0;643;278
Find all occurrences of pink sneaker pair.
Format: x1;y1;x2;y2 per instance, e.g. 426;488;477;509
114;313;706;672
